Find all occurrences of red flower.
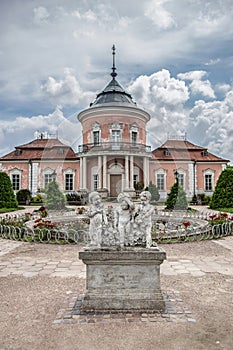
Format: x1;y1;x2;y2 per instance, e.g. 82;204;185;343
221;212;228;218
183;221;191;227
34;218;42;223
209;215;216;220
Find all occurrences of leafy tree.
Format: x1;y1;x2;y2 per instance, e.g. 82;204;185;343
165;182;188;210
0;172;18;209
16;189;31;204
147;181;160;202
210;167;233;209
134;181;144;191
45;180;66;210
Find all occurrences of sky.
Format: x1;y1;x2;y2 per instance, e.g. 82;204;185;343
0;0;233;163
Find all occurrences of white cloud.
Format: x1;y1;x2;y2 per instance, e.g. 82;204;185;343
189;91;233;161
205;58;220;66
128;69;189;109
177;71;215;99
144;0;176;29
128;69;189;146
33;6;50;25
42;68;95;108
0;107;82;156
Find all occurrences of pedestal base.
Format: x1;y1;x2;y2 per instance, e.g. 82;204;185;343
79;247;166;311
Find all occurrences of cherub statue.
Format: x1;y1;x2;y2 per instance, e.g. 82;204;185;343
134;191;156;248
87;191;108;248
114;192;135;247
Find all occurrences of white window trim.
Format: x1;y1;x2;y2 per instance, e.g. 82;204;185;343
92;122;101;145
63;168;75;191
10;168;22;191
203;169;215;192
155;168;167;191
177;168;186;190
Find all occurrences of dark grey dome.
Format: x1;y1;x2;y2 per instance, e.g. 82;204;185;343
90;78;136;107
90;45;136;107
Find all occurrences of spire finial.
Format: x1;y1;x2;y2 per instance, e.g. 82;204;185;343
111;44;117;79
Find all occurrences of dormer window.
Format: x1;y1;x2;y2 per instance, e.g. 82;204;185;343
202;150;208;156
164;149;170;156
15;149;21;156
57;148;64;155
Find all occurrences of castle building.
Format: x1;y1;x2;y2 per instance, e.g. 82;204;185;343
0;47;229;200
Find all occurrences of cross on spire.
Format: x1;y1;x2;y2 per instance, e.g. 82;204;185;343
111;44;117;79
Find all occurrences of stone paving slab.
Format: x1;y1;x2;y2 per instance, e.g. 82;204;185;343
0;239;24;257
1;238;233;277
53;290;196;324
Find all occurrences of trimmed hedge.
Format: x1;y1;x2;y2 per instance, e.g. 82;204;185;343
0;172;18;209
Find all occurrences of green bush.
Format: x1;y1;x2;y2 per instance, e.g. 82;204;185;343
210;167;233;209
31;193;44;203
16;189;31;204
147;181;160;202
45;180;66;210
165;182;188;210
134;181;144;191
0;172;18;209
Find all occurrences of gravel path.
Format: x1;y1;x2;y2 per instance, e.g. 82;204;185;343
0;236;233;350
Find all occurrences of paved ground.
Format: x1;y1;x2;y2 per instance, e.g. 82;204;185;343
1;237;233;278
1;206;233;350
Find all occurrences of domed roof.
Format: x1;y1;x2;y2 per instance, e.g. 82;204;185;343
90;45;136;107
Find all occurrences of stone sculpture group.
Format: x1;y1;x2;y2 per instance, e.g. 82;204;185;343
87;190;157;249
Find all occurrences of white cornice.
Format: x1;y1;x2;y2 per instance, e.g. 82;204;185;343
78;105;150;124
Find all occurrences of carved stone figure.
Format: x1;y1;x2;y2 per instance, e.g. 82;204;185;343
114;192;135;247
87;192;108;248
134;191;156;248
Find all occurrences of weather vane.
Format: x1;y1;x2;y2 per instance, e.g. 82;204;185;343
111;44;117;78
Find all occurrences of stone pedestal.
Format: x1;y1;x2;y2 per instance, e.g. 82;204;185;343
79;247;166;311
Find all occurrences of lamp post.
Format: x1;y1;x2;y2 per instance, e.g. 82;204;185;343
174;169;179;184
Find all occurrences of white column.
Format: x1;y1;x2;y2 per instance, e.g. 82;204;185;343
103;155;107;188
143;157;149;188
83;156;87;189
125;155;129;190
130;155;134;189
98;156;102;189
79;157;83;189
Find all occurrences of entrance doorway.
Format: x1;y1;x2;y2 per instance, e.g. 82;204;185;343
110;175;122;197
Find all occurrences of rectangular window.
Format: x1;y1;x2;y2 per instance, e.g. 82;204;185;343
132;132;137;145
157;174;165;191
111;130;121;143
93;174;98;191
65;174;74;191
205;174;213;191
93;131;100;146
133;174;138;188
44;174;54;188
178;174;185;188
12;174;20;191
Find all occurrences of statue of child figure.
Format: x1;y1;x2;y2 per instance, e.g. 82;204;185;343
87;191;108;248
114;192;135;247
135;191;156;248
